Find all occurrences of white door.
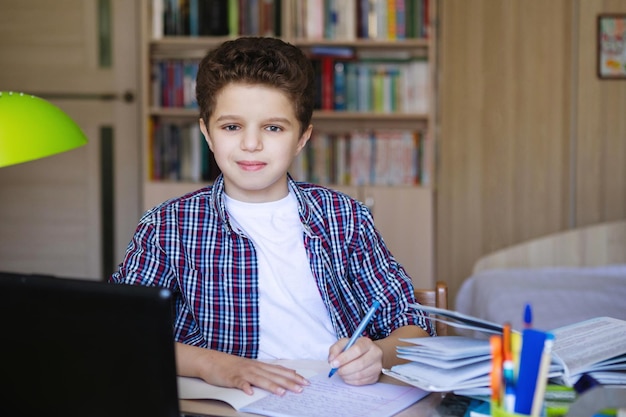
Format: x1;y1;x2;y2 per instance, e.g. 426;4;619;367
0;0;140;280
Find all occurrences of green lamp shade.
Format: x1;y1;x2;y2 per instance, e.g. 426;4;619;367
0;91;88;168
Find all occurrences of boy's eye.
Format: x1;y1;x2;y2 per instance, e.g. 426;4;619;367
224;124;239;131
266;125;282;133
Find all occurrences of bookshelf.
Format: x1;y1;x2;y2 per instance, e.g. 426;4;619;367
140;0;436;287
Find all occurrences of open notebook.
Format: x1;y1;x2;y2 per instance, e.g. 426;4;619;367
0;272;182;417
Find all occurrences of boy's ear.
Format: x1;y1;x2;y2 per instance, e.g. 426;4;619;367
199;119;214;151
296;124;313;154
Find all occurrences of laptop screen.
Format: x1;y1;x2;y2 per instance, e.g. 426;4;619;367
0;272;181;417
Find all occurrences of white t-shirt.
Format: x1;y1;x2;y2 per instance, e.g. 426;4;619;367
224;192;337;360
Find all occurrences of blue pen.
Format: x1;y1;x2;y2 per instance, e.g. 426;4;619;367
328;300;381;378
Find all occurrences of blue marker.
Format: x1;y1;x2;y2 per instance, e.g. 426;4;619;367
328;300;381;378
514;328;547;414
524;303;533;328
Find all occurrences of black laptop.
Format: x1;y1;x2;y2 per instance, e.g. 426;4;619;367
0;272;182;417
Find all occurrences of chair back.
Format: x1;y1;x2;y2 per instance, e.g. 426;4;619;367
414;281;448;336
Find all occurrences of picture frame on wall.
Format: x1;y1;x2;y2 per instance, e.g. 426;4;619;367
598;14;626;79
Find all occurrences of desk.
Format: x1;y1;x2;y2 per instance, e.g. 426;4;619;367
179;373;453;417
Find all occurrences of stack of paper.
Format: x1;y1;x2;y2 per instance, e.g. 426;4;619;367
384;336;492;392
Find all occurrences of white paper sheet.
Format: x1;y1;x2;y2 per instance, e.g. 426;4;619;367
240;373;427;417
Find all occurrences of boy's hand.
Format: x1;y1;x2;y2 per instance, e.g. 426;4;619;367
176;342;309;396
203;354;310;396
327;337;383;385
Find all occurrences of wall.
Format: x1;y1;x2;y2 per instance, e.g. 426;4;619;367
437;0;626;306
576;1;626;223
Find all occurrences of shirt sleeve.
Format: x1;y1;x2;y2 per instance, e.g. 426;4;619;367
109;215;207;345
109;218;175;288
349;204;436;338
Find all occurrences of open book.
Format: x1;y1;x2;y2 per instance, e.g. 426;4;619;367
549;316;626;386
385;313;626;392
178;360;428;417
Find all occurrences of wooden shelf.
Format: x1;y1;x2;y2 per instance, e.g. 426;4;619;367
150;107;428;120
290;38;429;48
150;37;429;59
150;36;230;58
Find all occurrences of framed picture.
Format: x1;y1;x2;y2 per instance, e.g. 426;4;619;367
598;14;626;79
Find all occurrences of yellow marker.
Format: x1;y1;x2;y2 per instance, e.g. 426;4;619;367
511;331;522;379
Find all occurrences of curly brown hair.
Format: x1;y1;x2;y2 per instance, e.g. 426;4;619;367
195;37;315;136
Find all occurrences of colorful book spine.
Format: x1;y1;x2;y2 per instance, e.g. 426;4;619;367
395;0;406;39
333;61;347;111
321;56;335;110
345;62;359;111
357;0;369;38
387;0;396;39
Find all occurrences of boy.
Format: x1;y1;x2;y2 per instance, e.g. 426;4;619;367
110;37;432;396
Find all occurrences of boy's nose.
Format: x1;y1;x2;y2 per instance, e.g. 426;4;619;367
241;131;262;151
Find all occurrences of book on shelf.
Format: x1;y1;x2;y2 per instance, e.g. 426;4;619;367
177;359;428;417
333;60;348;111
151;59;199;109
291;0;430;41
321;55;335;110
294;0;358;40
384;308;626;393
150;120;220;182
334;0;357;41
290;129;426;187
197;0;229;36
349;130;375;186
309;132;332;184
308;47;354;111
152;0;280;38
305;0;324;40
308;52;429;114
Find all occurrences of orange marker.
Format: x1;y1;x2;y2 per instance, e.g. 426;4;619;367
503;323;512;361
490;335;503;407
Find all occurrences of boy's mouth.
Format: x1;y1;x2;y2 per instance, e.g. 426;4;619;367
238;160;266;171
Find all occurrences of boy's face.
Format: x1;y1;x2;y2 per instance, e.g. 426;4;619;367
200;83;312;203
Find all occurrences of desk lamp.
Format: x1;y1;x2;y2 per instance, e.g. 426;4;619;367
0;91;88;167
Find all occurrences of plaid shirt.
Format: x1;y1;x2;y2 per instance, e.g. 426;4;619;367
110;175;434;358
